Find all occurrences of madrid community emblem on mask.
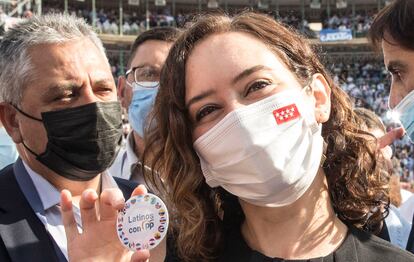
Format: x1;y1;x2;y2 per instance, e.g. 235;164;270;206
273;104;300;125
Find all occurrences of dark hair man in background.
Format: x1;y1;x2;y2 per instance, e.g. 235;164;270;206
369;0;414;254
108;27;181;183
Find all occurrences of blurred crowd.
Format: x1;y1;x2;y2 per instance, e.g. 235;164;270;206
0;3;377;38
42;6;176;35
323;12;375;36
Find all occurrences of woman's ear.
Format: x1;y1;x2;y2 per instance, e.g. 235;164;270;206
309;73;331;124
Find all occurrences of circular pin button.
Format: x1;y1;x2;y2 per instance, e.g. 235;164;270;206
116;193;169;251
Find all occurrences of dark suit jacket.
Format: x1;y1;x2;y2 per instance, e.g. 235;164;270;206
0;160;137;262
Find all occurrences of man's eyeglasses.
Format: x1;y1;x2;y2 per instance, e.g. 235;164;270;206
125;66;160;89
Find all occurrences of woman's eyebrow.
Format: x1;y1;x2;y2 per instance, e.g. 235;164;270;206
186;89;216;109
231;65;271;85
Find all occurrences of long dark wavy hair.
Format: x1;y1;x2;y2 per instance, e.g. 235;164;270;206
143;12;389;262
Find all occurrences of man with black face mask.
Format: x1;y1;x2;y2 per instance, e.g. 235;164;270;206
0;14;137;261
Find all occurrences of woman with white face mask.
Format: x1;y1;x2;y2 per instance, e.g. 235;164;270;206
141;12;414;262
61;12;414;262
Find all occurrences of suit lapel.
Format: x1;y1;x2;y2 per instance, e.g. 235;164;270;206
114;177;137;199
0;161;59;262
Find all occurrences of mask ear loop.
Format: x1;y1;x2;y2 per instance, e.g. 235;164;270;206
11;104;43;122
9;104;42;157
320;141;328;168
21;141;40;157
126;80;135;89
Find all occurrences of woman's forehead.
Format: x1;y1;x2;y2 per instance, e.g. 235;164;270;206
184;32;292;89
187;32;274;66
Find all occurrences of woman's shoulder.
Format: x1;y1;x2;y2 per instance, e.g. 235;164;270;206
348;227;414;262
162;226;414;262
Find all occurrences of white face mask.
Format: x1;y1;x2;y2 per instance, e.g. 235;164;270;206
193;88;324;207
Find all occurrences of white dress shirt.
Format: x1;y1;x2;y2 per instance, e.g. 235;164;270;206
23;161;118;260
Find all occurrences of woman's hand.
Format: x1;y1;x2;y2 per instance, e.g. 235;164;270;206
60;185;152;262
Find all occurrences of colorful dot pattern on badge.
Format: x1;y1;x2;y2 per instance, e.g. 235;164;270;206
116;193;169;251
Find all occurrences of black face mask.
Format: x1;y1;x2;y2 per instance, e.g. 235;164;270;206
14;102;123;181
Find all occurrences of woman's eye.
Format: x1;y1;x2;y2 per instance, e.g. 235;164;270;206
196;105;218;122
245;80;272;96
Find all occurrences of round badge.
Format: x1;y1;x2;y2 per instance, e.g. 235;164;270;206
116;193;169;251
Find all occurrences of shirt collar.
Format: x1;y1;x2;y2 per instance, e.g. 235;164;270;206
23;161;118;211
23;161;60;211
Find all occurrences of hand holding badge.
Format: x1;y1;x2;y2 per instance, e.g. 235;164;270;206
61;185;168;262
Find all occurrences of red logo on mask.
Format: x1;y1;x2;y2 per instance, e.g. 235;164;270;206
273;104;300;125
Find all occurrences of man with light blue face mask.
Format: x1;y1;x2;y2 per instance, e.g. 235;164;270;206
127;81;159;138
369;0;414;254
368;0;413;146
108;27;181;183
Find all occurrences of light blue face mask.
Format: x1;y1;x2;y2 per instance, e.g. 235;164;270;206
128;81;159;138
0;127;18;169
394;90;414;143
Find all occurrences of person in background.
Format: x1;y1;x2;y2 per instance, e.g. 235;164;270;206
0;14;142;261
354;107;411;250
108;27;181;183
368;0;414;253
0;120;18;169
